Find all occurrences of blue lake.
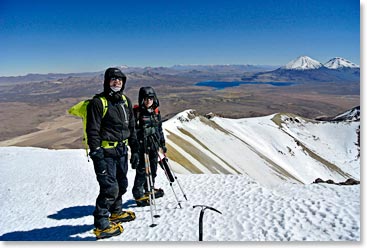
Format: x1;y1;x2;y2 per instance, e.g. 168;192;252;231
196;81;297;90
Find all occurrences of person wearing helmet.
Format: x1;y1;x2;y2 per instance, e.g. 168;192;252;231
87;67;140;239
132;86;167;207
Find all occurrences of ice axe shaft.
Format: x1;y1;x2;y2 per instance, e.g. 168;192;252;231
193;205;222;241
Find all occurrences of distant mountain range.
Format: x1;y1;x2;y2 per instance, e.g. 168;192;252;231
242;56;360;83
0;56;359;84
0;72;102;85
0;64;278;84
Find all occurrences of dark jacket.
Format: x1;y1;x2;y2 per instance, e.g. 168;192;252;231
134;106;165;149
86;92;139;154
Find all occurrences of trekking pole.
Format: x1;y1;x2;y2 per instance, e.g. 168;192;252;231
146;141;160;218
193;205;222;241
150;137;187;201
162;152;188;201
149;136;182;209
158;154;182;209
151;134;188;201
145;152;160;216
144;153;156;227
143;139;160;227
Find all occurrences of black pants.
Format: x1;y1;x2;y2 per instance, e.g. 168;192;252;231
92;146;128;230
132;148;158;199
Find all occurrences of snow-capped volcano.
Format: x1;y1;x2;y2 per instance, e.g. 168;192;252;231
324;57;359;69
283;56;323;70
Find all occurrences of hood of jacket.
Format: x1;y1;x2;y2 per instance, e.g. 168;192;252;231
103;67;127;94
138;86;159;109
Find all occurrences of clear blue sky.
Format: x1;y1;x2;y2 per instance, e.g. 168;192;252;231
0;0;360;76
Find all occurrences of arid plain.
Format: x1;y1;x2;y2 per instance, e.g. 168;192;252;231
0;67;359;149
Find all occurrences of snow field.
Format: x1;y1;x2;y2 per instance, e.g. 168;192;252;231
0;147;360;241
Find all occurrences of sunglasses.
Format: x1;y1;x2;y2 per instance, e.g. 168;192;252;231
110;77;122;81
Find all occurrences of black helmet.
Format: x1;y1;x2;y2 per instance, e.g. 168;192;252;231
138;86;159;109
104;67;127;93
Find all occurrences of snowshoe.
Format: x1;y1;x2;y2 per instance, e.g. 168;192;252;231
135;195;150;207
109;210;136;223
93;222;123;240
145;188;164;199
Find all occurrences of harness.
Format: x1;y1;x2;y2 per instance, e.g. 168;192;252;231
99;96;129;149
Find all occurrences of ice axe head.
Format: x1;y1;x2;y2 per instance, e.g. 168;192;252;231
193;205;222;215
193;205;222;241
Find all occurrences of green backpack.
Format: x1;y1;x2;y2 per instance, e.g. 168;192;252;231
68;95;127;157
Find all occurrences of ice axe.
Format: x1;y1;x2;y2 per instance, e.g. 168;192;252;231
193;205;222;241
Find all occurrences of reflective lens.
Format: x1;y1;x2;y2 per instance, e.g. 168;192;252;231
111;77;122;81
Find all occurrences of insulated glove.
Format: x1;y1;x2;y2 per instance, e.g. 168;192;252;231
161;146;167;153
160;141;167;153
130;153;139;169
89;147;104;161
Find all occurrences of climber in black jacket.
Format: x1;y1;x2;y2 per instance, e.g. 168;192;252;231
86;67;140;239
131;86;167;207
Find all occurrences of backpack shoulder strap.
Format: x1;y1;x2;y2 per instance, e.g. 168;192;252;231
99;96;108;118
121;94;129;107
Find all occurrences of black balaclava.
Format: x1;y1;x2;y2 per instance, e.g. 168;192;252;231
103;67;127;102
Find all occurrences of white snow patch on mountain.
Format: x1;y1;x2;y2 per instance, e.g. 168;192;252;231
324;57;359;69
332;106;360;121
283;56;323;70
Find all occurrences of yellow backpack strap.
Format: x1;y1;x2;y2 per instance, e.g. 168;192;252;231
121;94;128;107
98;95;129;150
84;97;107;159
99;96;109;117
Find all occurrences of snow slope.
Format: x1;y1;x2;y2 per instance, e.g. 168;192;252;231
163;110;360;187
0;147;360;241
332;106;360;122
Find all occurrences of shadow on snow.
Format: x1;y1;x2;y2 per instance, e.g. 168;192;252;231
48;205;95;220
0;205;96;241
0;224;95;241
122;199;137;208
0;201;143;241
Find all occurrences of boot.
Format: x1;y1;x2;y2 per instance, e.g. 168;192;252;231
93;222;123;240
135;195;150;207
145;188;164;199
110;210;136;223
